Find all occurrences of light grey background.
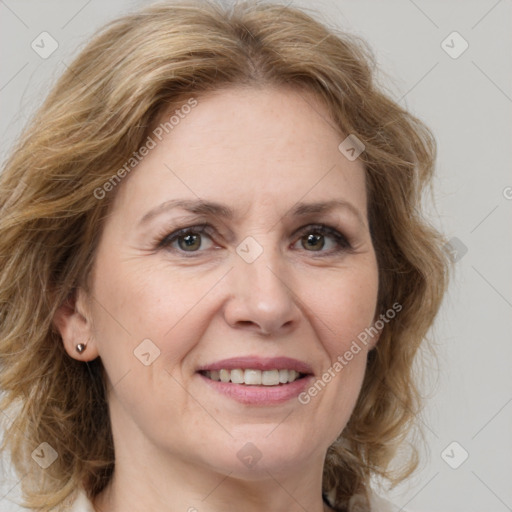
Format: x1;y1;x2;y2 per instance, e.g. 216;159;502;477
1;1;511;511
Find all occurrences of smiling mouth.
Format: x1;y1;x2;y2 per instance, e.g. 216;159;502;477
199;368;307;386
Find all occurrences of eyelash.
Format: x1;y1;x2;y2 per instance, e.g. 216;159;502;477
154;223;353;258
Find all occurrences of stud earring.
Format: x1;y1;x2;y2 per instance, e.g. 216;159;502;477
76;343;87;354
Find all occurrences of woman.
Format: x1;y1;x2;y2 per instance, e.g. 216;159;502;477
0;1;449;511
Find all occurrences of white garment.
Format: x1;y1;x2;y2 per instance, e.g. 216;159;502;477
368;491;402;512
69;488;402;512
69;490;95;512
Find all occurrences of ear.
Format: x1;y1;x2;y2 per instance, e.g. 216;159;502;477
53;287;99;361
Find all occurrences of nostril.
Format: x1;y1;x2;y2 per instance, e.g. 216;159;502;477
236;320;270;334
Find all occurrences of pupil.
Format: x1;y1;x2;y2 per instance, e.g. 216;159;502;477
180;234;200;251
305;233;323;251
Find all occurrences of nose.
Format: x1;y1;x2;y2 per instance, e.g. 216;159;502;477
222;245;301;337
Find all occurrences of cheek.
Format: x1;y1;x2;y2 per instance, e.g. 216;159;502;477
90;255;221;368
88;258;213;420
297;264;378;439
306;262;379;358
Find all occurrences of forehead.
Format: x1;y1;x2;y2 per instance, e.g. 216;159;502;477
111;86;367;222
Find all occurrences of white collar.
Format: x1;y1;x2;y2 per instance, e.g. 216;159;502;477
69;490;95;512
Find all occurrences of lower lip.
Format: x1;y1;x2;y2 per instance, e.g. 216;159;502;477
197;373;313;405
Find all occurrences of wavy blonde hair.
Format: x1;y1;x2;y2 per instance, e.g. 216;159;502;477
0;1;449;510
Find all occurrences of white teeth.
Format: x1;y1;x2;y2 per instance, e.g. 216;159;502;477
230;369;244;384
244;369;261;385
203;368;303;386
261;369;280;386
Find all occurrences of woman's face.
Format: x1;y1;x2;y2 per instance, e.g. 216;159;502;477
64;86;379;481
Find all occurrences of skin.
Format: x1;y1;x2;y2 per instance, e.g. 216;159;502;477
54;86;380;512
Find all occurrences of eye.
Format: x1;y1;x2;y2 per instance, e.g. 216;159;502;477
155;223;352;257
292;224;352;255
157;224;216;254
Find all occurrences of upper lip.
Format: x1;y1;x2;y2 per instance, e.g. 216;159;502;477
197;356;314;375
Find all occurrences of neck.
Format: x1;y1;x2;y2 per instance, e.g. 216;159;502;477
93;449;333;512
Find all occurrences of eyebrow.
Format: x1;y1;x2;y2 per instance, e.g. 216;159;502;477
139;198;365;226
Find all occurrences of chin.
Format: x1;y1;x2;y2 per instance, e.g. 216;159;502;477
196;430;321;478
